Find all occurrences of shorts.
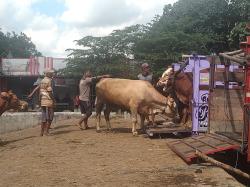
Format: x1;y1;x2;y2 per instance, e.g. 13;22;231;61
79;100;92;117
41;106;54;123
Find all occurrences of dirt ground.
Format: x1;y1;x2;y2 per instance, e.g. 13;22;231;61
0;116;245;187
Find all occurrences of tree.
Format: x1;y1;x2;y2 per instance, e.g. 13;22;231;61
227;0;250;48
143;0;242;54
62;0;249;79
0;30;41;58
62;25;147;78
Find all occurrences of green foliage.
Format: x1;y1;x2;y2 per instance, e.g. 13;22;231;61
228;22;250;49
145;0;247;54
62;25;146;78
63;0;249;78
0;30;41;58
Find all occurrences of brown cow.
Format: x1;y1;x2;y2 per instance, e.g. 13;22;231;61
95;78;176;135
0;91;22;116
157;67;193;126
18;100;29;112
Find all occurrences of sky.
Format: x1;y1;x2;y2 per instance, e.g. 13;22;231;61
0;0;177;58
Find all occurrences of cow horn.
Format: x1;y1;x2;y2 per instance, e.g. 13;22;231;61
174;59;189;77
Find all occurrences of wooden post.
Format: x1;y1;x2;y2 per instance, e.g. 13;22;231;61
195;150;250;180
241;36;250;162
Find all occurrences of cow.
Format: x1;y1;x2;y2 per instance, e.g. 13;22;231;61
0;91;22;116
157;66;193;127
18;100;29;112
95;78;176;135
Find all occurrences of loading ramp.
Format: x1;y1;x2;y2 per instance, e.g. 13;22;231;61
167;133;240;164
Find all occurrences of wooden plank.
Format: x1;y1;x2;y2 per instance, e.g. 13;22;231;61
207;133;239;146
223;49;243;56
167;134;240;164
190;136;218;149
219;52;246;65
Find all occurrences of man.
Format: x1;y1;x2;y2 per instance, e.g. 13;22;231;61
137;63;153;83
137;63;155;125
28;69;55;136
77;70;110;130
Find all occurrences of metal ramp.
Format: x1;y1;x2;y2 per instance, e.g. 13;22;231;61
146;120;192;137
167;133;240;164
146;126;191;137
145;113;192;137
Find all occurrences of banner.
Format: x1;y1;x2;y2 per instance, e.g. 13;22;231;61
1;57;67;76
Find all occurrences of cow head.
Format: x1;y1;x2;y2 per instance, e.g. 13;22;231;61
0;91;21;115
152;96;177;118
156;67;174;93
163;96;177;117
18;100;29;112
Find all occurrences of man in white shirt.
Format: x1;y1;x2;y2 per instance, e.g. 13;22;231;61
77;70;110;130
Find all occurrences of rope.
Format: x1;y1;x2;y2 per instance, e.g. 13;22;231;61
234;150;239;169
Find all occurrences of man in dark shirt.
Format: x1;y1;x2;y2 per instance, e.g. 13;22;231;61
137;63;155;125
77;70;110;130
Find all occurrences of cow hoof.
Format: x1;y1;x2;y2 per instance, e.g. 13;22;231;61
132;131;138;136
96;129;101;133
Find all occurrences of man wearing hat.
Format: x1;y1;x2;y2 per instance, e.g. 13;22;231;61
137;63;155;124
137;63;153;83
28;69;55;136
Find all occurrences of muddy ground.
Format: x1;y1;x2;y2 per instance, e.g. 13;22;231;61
0;116;245;187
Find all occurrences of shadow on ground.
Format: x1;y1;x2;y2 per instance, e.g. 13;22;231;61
0;136;36;146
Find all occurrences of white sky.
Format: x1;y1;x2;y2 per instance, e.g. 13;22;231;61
0;0;177;57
